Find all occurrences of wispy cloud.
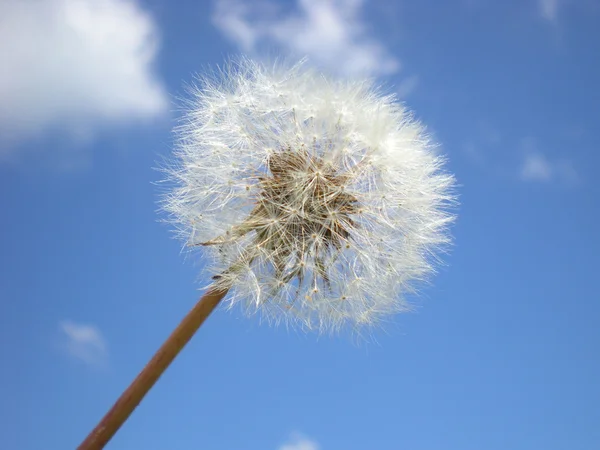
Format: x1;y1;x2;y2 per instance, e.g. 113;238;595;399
461;121;502;166
212;0;399;77
59;320;108;368
278;433;320;450
462;130;580;186
519;151;579;184
539;0;560;22
0;0;168;154
396;75;420;98
520;152;553;181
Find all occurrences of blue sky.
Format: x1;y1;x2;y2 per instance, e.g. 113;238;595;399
1;0;599;449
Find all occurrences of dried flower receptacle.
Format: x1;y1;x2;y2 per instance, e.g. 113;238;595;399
203;148;359;298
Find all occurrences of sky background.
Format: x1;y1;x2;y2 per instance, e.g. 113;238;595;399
1;0;599;449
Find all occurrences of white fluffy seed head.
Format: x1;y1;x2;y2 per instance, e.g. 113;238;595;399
163;58;456;334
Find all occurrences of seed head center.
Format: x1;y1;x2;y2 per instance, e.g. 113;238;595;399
257;148;358;252
203;148;360;291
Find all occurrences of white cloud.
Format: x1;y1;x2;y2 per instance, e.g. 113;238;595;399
539;0;560;22
519;151;578;184
212;0;399;77
0;0;168;152
278;433;320;450
59;320;108;367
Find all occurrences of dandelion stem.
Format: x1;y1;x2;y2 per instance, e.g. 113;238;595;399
77;286;229;450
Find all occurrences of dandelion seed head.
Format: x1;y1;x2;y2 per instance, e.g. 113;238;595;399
163;58;456;333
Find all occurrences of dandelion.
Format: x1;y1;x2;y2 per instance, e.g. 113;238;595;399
165;58;455;332
78;58;456;449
